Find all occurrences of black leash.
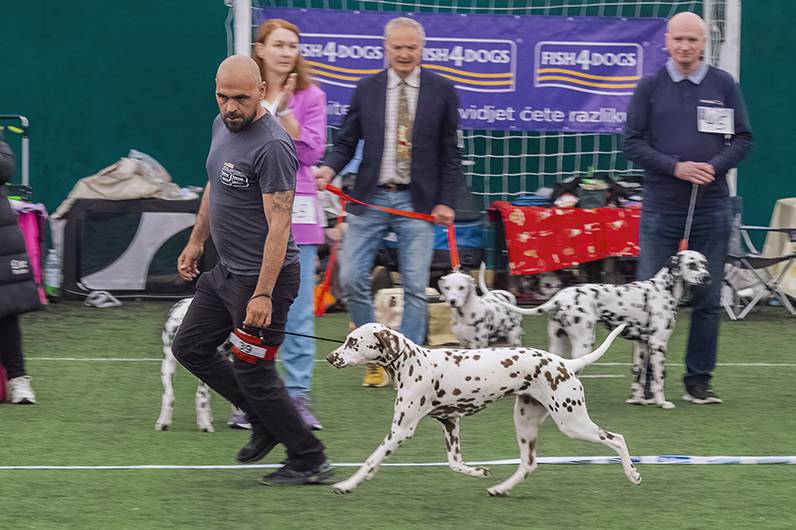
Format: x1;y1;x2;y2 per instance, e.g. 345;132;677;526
679;183;699;251
244;325;345;344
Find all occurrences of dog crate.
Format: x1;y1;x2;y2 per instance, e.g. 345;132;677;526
57;198;217;299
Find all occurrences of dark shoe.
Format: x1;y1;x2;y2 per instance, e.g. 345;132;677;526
682;381;723;404
236;433;278;464
291;395;323;431
260;460;334;486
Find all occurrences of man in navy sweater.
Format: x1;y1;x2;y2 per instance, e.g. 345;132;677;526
623;11;753;404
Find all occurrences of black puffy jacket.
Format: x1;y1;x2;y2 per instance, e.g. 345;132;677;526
0;131;40;318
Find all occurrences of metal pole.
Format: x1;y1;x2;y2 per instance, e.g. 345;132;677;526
724;0;743;196
21;116;30;187
704;0;743;195
234;0;252;56
0;114;30;187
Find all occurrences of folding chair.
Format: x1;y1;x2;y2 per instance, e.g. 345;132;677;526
723;224;796;320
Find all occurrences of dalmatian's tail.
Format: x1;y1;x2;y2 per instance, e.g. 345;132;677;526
476;262;533;303
562;324;627;373
478;262;490;295
494;298;554;316
479;264;557;316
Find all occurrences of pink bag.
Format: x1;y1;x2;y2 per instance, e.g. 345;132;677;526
16;210;47;305
0;364;7;402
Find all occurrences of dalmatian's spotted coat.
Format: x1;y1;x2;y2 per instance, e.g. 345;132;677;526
155;297;215;432
496;250;711;410
326;322;640;495
438;264;523;348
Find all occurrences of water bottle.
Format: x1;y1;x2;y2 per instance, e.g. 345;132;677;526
44;249;61;300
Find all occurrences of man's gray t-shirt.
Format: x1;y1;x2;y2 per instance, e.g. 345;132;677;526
206;113;299;275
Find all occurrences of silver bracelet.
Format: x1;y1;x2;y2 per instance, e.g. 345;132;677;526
276;108;292;117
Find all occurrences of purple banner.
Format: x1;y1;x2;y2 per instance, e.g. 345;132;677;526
258;8;667;132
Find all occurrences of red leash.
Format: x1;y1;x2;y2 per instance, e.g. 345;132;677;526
314;185;460;316
325;184;434;222
315;197;346;317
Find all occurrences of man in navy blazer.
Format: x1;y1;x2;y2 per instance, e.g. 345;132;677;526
316;16;463;387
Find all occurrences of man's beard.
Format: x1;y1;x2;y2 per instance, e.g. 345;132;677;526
222;111;255;132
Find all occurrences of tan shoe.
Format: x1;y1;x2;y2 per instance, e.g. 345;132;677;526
361;363;390;387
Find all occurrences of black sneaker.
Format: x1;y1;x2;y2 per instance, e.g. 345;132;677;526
260;460;334;486
682;382;723;404
236;433;278;464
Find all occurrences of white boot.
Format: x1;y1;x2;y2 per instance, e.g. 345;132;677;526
8;375;36;404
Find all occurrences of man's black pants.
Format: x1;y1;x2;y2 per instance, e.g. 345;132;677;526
172;263;324;466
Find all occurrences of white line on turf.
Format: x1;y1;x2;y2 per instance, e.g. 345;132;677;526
24;358;796;367
28;358;163;362
2;456;794;471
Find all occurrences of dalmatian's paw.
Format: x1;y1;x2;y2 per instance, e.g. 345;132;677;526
624;396;649;406
332;479;357;494
473;466;491;477
487;485;510;497
457;465;490;477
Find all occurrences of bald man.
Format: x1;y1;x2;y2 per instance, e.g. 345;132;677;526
172;55;332;485
623;12;753;405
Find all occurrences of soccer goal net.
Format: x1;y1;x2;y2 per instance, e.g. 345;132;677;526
230;0;740;211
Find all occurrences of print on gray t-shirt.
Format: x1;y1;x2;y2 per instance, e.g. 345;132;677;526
206;113;299;275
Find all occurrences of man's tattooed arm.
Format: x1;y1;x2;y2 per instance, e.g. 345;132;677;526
271;190;295;214
253;189;295;300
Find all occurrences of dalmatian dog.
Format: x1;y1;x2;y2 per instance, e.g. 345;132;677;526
326;322;640;496
494;250;711;410
437;264;523;348
155;297;215;432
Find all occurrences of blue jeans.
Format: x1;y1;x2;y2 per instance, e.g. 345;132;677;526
340;190;435;345
280;244;317;398
637;203;733;386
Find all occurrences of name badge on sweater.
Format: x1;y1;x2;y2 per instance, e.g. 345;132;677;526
697;106;734;134
292;195;317;225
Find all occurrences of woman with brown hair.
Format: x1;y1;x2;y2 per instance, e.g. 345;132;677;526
249;18;327;430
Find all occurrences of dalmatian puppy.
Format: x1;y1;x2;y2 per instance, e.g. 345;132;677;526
155;297;215;432
437;264;523;348
327;322;639;495
494;250;711;410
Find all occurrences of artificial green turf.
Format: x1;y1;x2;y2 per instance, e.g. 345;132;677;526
2;301;795;529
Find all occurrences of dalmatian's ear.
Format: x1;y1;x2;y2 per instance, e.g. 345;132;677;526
374;327;403;360
668;254;682;277
437;277;447;301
